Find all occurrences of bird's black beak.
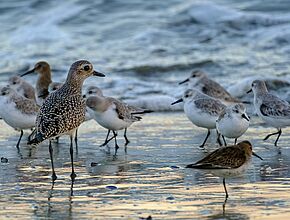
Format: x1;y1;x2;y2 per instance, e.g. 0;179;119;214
252;152;263;160
242;113;250;121
171;98;183;105
20;68;35;77
247;89;252;94
179;78;189;85
93;70;105;77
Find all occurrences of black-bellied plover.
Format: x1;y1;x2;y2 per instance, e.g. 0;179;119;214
216;103;250;146
8;76;36;101
186;141;262;206
0;86;39;149
28;60;105;181
172;89;226;148
85;86;152;152
179;70;244;104
248;80;290;146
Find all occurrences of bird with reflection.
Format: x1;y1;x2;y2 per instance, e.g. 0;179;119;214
186;140;263;201
27;60;105;182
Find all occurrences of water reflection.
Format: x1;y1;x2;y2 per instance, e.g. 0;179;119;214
0;115;289;219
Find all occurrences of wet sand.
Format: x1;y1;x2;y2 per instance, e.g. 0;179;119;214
0;113;289;219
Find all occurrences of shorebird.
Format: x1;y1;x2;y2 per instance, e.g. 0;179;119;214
249;79;290;146
171;89;226;148
216;103;250;146
20;61;54;105
85;86;152;151
28;60;105;181
0;86;39;149
179;70;243;104
8;76;36;101
186;141;262;201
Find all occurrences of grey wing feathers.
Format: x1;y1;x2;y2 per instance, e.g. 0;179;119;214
194;98;226;116
110;98;141;122
260;95;290;118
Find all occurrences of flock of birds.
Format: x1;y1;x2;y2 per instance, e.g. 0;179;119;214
0;59;289;205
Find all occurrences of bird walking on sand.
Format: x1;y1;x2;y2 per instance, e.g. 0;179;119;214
8;76;36;101
186;141;262;203
28;60;105;181
248;80;290;146
216;103;250;146
85;86;152;151
179;70;244;104
172;89;226;148
0;86;39;149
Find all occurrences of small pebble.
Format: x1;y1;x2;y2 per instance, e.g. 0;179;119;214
91;162;98;167
170;165;179;169
166;196;175;200
1;157;8;163
106;185;118;190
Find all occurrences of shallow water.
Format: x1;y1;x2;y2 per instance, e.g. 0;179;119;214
0;113;289;219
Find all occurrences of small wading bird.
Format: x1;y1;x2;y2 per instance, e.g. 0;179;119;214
84;86;152;152
0;86;39;149
248;80;290;146
186;141;263;208
216;103;250;146
27;60;105;181
172;89;226;148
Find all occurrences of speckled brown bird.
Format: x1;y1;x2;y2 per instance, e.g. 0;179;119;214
186;141;263;199
27;60;105;182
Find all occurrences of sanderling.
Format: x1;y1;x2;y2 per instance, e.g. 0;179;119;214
172;89;226;148
179;70;242;104
186;141;262;202
0;86;39;149
249;79;290;146
8;76;36;101
216;103;250;146
21;61;55;105
28;60;105;181
85;86;152;151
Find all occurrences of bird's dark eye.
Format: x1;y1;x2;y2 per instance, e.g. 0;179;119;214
13;82;16;85
235;110;239;113
185;95;189;98
1;92;5;95
84;65;90;71
88;91;93;94
192;74;196;78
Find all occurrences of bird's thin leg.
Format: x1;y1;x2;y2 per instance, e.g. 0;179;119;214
223;178;229;199
124;128;130;146
49;141;57;181
74;129;78;153
112;130;119;152
274;129;282;147
99;130;114;147
264;129;281;141
234;138;237;145
216;131;222;146
70;135;76;182
199;129;210;148
16;130;24;149
222;135;227;146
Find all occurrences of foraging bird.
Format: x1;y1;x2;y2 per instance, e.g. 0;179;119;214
85;86;152;151
172;89;226;148
216;103;250;146
0;86;39;149
8;75;36;101
28;60;105;181
186;141;262;200
248;80;290;146
179;70;243;104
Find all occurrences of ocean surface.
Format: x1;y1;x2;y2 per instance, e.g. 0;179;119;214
0;0;290;219
1;0;290;110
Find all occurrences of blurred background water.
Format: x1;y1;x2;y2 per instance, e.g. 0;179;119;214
1;0;290;110
0;0;290;219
